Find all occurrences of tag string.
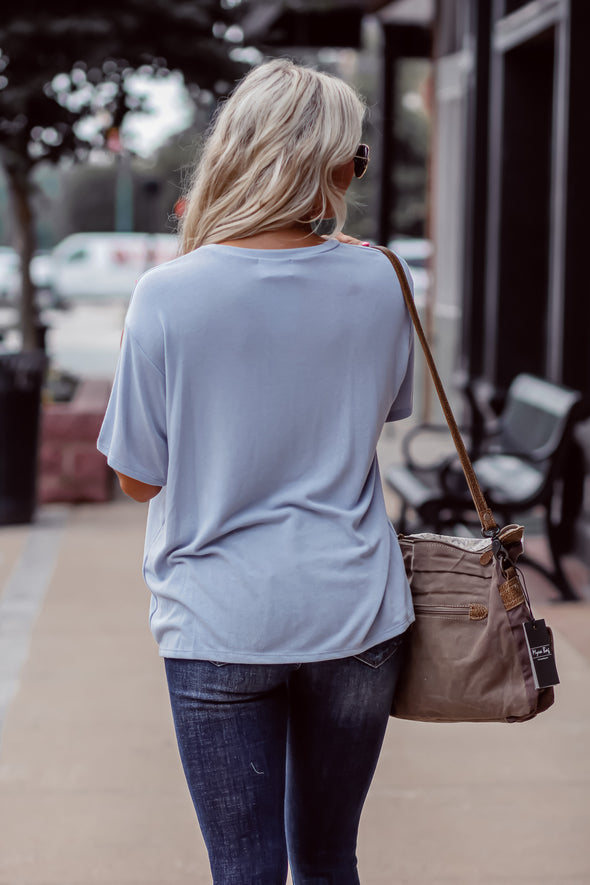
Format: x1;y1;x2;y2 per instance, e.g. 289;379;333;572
514;565;535;622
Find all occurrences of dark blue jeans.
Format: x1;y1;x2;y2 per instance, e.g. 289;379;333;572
165;632;407;885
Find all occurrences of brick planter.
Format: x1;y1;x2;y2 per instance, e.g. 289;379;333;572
39;379;114;504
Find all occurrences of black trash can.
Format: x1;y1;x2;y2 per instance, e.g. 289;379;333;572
0;350;47;525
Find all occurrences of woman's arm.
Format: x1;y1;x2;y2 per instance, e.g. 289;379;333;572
115;471;162;503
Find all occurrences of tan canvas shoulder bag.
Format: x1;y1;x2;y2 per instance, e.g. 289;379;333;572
374;245;557;723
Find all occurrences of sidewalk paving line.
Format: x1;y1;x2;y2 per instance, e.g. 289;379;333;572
0;506;68;743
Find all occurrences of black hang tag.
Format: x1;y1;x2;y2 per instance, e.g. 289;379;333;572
523;619;560;689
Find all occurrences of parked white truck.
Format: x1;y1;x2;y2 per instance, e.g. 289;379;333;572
50;232;179;302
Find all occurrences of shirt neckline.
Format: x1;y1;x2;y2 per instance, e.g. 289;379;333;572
204;240;341;259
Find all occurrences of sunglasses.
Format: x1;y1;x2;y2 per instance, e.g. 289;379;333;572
353;143;370;179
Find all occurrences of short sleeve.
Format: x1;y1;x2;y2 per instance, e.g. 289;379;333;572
386;255;414;422
386;331;414;422
97;327;168;486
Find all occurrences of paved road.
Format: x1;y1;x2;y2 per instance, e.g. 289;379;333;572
44;302;124;379
1;301;124;380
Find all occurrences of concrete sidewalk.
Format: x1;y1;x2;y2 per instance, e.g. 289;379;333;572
0;492;589;884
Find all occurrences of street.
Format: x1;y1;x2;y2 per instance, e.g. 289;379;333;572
43;302;124;380
1;301;124;381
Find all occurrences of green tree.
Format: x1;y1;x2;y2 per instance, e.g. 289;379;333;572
0;1;247;350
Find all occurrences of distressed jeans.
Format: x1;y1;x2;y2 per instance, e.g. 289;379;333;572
164;631;407;885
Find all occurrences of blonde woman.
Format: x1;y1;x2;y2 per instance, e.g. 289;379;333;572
98;59;414;884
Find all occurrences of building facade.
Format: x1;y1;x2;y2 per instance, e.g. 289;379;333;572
424;0;590;558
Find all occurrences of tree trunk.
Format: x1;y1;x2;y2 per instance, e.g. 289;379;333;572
6;167;40;352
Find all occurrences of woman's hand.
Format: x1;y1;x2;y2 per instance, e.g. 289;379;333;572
330;232;372;246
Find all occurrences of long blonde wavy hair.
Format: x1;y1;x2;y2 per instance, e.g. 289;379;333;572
179;59;366;253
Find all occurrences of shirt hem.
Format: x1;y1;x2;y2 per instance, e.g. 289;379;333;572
386;406;412;422
157;616;416;664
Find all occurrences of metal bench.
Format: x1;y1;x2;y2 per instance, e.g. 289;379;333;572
385;373;584;601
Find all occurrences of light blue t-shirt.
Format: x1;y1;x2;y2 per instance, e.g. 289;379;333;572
98;239;415;662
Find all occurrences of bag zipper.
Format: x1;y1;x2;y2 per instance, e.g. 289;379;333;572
414;603;488;620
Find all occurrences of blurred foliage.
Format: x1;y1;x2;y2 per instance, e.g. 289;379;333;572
0;1;246;176
0;0;248;348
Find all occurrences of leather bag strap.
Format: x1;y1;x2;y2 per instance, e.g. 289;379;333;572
373;244;498;535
